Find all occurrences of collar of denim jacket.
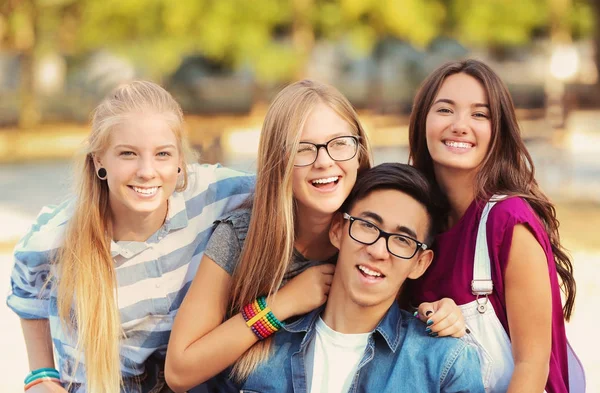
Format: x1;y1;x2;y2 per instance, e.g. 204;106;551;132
283;302;404;352
373;301;403;352
283;305;324;334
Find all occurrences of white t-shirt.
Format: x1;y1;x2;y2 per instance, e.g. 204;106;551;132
305;317;371;393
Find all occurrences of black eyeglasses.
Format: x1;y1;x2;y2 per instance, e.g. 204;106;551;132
343;213;428;259
294;135;359;167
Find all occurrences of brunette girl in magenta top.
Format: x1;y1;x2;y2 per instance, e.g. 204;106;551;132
407;59;575;393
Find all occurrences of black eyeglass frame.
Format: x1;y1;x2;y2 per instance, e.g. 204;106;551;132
293;135;360;167
342;213;428;259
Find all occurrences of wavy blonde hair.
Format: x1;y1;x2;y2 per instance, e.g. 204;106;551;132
229;80;372;381
54;81;197;393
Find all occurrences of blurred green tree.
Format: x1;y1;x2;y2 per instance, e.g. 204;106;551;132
316;0;444;53
447;0;550;47
1;0;78;128
75;0;294;83
1;0;40;128
0;0;596;128
43;0;597;83
72;0;446;83
446;0;593;52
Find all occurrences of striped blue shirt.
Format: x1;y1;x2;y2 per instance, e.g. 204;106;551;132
6;163;254;390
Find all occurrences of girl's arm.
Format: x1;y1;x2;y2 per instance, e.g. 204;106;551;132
22;319;54;370
165;255;333;392
505;224;552;393
21;319;68;392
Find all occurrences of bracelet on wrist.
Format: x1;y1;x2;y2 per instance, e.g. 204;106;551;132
24;367;61;391
24;367;60;384
24;377;61;391
242;296;284;340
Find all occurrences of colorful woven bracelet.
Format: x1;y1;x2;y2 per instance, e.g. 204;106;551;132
242;296;284;340
24;368;60;384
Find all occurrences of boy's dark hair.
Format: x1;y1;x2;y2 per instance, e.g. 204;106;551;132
341;163;439;245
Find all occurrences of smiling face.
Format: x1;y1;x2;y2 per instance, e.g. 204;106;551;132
329;189;433;310
292;102;361;217
425;73;492;178
94;111;182;220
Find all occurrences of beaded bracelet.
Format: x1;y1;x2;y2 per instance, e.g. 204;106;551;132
24;368;60;385
242;296;284;340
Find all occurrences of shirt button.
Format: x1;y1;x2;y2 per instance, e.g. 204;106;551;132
155;283;160;288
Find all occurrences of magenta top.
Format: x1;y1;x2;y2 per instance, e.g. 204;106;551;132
409;197;569;393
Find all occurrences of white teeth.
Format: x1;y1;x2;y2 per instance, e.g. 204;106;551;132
311;176;339;185
358;265;382;277
445;141;473;149
132;186;158;196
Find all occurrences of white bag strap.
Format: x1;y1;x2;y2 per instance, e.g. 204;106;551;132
472;195;507;296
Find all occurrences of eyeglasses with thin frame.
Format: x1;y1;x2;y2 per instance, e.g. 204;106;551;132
343;213;428;259
294;135;359;167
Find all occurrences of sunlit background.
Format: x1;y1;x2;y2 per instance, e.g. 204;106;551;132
1;0;599;391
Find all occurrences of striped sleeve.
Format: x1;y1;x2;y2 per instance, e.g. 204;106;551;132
184;163;255;214
6;201;71;319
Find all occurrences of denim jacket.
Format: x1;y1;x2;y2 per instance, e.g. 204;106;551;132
239;302;485;393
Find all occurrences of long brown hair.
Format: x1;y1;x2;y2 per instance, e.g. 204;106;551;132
54;81;197;393
229;80;372;380
408;59;576;320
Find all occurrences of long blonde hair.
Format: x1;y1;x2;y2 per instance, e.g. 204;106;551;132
229;80;372;381
54;81;197;393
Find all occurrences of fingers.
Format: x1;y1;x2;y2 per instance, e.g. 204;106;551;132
416;298;466;338
432;297;458;317
430;312;465;338
322;274;333;295
317;263;336;275
320;279;332;302
314;264;335;288
315;264;334;297
429;298;465;335
436;323;466;338
415;302;435;323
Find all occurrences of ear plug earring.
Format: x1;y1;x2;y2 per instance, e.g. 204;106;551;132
97;168;107;180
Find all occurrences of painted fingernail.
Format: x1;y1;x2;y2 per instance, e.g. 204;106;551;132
425;327;432;333
466;328;471;334
413;311;419;318
425;310;433;317
429;332;439;337
427;320;434;326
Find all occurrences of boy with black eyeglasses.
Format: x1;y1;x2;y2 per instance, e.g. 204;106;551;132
238;163;484;393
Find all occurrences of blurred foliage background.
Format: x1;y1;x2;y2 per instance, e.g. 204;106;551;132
0;0;598;128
